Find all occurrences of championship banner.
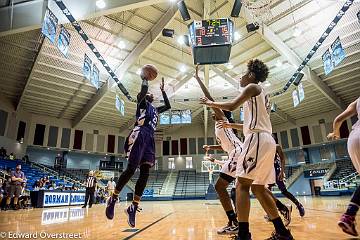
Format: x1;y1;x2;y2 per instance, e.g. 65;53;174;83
41;8;58;43
91;64;100;89
57;25;71;57
322;49;333;76
115;95;125;116
83;54;92;81
181;109;192;124
160;111;170;125
53;0;134;102
298;83;305;102
292;90;299;107
331;37;346;67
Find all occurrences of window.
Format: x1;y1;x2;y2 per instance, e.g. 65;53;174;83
73;130;83;150
33;124;45;146
107;135;115;153
0;110;8;136
300;126;311;145
171;140;179;155
163;141;170;155
180;138;187;155
290;128;300;147
168;158;175;169
185;157;193;169
280;131;289;149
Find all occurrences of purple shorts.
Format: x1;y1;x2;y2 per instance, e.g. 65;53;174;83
124;126;155;168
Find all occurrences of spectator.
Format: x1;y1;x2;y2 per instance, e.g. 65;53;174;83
18;182;30;209
32;180;41;191
0;147;6;158
5;164;26;210
1;176;11;210
9;153;15;160
82;170;97;208
106;178;116;196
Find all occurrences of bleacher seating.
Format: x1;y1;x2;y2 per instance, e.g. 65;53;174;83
329;158;356;181
130;170;168;195
285;165;301;179
0;158;69;191
173;170;210;198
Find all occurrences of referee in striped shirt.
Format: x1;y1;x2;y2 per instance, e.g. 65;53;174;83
82;170;97;208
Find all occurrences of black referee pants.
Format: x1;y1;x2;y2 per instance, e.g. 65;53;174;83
84;188;95;207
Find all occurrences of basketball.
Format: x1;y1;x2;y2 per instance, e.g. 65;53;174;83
140;64;158;81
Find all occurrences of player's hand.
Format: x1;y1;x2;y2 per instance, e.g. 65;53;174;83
216;120;231;129
327;132;340;140
194;65;200;79
203;145;210;151
199;97;213;106
160;77;165;91
205;155;215;162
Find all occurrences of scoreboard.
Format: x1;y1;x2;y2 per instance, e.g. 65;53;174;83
190;19;233;46
188;18;234;65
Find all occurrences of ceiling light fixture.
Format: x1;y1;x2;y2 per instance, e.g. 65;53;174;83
225;63;234;69
177;35;185;45
276;60;283;68
234;31;241;41
118;40;126;49
180;65;187;73
96;0;106;9
293;26;302;37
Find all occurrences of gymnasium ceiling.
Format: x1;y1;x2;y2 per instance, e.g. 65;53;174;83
0;0;359;134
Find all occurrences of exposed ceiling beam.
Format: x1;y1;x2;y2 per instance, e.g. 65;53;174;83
16;35;45;112
261;25;346;110
272;108;296;125
72;5;178;128
210;66;239;89
0;0;169;36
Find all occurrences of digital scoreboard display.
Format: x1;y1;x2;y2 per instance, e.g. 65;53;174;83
188;18;234;65
191;19;233;46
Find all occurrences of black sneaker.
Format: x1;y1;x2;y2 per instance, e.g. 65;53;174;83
297;204;305;217
280;205;292;226
105;196;117;220
81;205;86;208
266;231;294;240
125;204;141;228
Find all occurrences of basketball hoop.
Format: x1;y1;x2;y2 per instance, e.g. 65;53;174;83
242;0;273;23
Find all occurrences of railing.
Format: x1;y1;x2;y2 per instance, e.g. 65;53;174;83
324;172;360;190
30;162;81;186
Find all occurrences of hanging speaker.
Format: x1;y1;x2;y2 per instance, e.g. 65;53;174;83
293;72;304;86
231;0;242;17
177;0;191;21
246;23;259;32
357;10;360;23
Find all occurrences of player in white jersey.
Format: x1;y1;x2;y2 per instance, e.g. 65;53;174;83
200;59;293;240
328;97;360;237
194;66;242;235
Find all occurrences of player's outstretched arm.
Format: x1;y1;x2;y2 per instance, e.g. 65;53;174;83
203;144;223;152
194;65;224;119
157;77;171;113
199;83;261;111
327;100;357;140
217;121;243;130
137;79;149;104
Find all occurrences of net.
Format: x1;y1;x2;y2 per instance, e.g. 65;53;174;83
242;0;273;23
201;161;222;172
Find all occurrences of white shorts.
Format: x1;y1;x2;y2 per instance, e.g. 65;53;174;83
236;132;276;185
221;147;242;178
348;129;360;173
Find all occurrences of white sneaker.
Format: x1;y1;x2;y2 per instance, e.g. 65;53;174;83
217;222;238;235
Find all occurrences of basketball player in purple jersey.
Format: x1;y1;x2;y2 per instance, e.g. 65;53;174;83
106;77;171;228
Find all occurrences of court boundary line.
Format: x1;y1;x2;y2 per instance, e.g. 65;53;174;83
122;212;174;240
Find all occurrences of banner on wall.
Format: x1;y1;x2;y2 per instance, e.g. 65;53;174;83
292;90;299;107
304;169;329;178
181;109;192;124
170;110;182;124
160;111;170;124
322;49;333;76
57;25;71;57
331;37;346;67
298;83;305;102
115;95;125;116
90;64;99;89
41;8;58;43
83;54;92;80
240;107;244;122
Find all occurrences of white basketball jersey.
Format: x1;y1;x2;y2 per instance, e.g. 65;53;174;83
353;97;360;130
215;120;242;153
243;89;272;136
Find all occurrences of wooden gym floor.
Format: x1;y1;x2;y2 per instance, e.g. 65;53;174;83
0;196;357;240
